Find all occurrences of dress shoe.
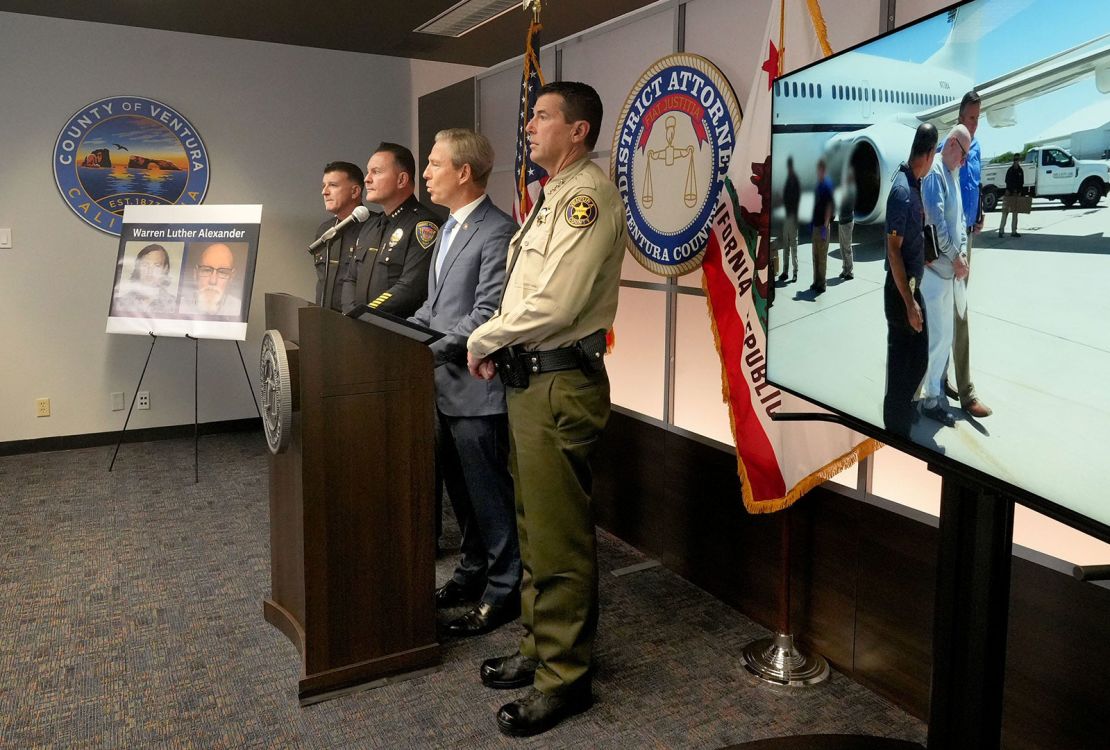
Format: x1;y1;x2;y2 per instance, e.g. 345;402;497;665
434;579;483;609
791;273;797;283
445;599;520;637
496;685;593;737
481;651;539;689
921;403;956;428
998;231;1005;238
841;272;854;280
963;399;993;418
943;380;960;401
777;272;788;282
1011;232;1021;238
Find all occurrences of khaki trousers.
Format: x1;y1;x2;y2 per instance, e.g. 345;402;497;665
999;196;1020;234
811;226;829;289
951;231;975;404
506;367;610;694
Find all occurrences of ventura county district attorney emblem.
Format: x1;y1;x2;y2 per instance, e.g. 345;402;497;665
611;54;742;276
53;96;210;236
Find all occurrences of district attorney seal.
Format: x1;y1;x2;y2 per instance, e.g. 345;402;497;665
611;53;742;276
53;96;210;236
260;330;292;455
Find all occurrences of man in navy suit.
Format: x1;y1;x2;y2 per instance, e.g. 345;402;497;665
410;128;521;637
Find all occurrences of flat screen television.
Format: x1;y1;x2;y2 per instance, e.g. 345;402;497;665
766;0;1110;543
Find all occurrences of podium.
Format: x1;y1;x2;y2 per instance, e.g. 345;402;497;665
262;292;440;704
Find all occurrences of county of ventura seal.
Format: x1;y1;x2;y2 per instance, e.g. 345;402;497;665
611;53;742;276
53;96;210;236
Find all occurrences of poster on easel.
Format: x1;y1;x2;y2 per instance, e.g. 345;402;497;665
106;204;262;341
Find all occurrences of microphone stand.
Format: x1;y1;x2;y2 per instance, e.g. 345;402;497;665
320;217;339;311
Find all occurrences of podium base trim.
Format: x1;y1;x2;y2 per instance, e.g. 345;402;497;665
298;642;441;705
263;597;306;659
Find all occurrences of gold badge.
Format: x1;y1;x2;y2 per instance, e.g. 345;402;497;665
415;220;438;249
565;194;598;228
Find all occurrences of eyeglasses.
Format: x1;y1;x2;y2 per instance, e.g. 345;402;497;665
196;265;234;279
953;139;968;160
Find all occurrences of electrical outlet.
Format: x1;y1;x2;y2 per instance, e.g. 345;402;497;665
137;391;150;410
111;392;125;411
36;398;51;417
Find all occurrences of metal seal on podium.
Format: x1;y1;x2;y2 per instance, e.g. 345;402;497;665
260;329;292;455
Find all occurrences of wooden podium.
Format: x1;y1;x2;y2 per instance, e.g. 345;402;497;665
262;293;440;704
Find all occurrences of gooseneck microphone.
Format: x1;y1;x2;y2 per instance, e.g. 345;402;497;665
308;205;371;252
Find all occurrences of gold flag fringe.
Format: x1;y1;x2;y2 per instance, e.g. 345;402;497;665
701;247;881;514
805;0;834;58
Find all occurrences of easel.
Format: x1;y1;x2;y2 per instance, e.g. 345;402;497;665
108;331;262;482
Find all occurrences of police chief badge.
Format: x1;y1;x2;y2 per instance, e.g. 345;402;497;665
415;220;438;249
260;330;292;455
611;53;742;276
53;96;210;236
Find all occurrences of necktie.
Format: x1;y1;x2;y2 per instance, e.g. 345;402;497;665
435;215;458;284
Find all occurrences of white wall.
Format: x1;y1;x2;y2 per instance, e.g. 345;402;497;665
0;12;467;442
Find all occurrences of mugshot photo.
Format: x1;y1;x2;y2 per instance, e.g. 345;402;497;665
109;241;186;319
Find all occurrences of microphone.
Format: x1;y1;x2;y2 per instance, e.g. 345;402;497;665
308;205;371;252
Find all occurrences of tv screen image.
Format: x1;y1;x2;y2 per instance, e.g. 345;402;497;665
766;0;1110;538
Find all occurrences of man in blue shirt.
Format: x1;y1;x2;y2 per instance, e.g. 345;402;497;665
810;159;834;293
883;123;937;438
947;91;992;418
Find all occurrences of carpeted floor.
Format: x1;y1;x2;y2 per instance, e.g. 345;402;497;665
0;432;926;748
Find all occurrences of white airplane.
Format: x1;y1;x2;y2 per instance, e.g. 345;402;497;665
771;0;1110;223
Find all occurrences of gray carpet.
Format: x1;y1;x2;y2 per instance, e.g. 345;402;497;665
0;432;926;748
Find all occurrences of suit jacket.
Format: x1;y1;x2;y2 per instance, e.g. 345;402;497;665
341;195;439;317
410;195;514;418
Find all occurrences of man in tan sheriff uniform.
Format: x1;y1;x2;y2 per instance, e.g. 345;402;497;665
466;81;626;738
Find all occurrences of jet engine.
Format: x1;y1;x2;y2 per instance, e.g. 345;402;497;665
823;116;923;224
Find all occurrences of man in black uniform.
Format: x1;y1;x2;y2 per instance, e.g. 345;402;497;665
339;143;439;317
883;123;937;438
313;161;371;311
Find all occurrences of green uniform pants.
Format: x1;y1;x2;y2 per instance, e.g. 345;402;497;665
505;367;610;695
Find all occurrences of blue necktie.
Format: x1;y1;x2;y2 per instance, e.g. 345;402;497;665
435;216;458;284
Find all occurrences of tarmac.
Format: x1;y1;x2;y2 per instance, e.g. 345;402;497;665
767;200;1110;527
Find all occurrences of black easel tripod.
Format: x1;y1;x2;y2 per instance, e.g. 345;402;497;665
108;331;261;482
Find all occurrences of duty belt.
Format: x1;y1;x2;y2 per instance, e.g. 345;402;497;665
521;347;581;374
493;330;607;388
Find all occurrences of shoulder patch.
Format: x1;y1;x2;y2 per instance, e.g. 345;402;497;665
415;221;438;249
564;194;598;228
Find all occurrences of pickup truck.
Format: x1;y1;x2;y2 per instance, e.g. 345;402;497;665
979;146;1110;211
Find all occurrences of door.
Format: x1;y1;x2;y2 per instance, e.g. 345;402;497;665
1038;148;1078;194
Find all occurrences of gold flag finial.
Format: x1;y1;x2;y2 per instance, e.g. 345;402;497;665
523;0;542;23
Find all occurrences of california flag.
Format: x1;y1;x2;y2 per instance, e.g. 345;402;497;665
702;0;880;514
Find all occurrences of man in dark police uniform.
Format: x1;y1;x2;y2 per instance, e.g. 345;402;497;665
339;142;439;317
883;123;937;438
467;81;626;737
312;161;370;311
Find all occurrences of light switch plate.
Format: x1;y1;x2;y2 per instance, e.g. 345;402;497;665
0;228;11;249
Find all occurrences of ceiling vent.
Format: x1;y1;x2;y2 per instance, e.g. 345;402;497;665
415;0;522;38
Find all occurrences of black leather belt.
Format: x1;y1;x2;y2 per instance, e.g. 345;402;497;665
492;330;607;388
521;346;580;374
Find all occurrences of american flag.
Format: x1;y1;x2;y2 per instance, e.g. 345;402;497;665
514;19;547;223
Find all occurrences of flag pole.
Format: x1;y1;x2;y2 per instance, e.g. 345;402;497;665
741;0;830;688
